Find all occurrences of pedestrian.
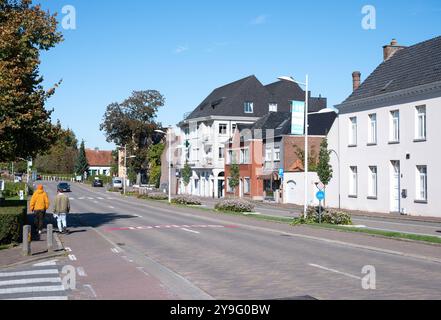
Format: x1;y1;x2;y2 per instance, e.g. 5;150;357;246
53;187;70;234
30;184;50;237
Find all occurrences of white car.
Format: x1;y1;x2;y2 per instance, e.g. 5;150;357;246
112;178;123;189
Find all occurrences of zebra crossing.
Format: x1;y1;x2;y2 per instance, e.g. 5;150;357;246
70;196;114;201
0;261;68;300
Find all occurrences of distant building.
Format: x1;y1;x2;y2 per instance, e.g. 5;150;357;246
327;36;441;217
86;148;113;177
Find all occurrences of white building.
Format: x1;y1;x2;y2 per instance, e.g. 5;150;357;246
86;148;113;177
176;75;327;198
327;37;441;217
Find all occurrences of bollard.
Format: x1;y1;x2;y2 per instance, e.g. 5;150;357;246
22;225;31;256
47;224;54;252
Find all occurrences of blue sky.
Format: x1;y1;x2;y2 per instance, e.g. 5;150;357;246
39;0;441;150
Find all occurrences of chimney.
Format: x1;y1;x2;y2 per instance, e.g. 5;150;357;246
352;71;361;92
383;39;406;61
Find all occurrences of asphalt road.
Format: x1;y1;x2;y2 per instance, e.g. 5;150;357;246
39;182;441;300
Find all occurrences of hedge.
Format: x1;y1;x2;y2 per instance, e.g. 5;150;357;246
215;199;255;213
0;200;27;245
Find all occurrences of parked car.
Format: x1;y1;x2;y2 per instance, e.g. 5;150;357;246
112;178;123;189
36;175;42;181
93;179;104;188
57;182;71;193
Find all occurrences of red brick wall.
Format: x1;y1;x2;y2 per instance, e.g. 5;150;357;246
283;136;323;172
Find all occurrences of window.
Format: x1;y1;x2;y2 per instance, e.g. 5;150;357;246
244;178;251;194
269;103;278;112
219;124;227;135
368;114;377;144
349;117;357;146
227;178;234;193
231;124;237;135
227;150;233;164
265;148;272;161
416;166;427;202
218;147;225;160
244;102;254;114
415;106;426;140
368;166;378;198
349;166;358;197
240;148;250;164
390;110;400;142
274;147;281;161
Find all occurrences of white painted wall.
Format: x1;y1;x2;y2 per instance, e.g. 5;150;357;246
283;172;321;206
327;96;441;217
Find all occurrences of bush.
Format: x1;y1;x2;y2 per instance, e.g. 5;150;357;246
2;182;27;199
215;199;255;213
293;206;352;225
171;195;201;206
0;201;27;245
137;192;168;201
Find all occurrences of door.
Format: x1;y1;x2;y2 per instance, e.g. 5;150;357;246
390;161;400;212
286;180;296;204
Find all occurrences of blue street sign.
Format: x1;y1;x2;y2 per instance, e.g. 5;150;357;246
316;191;325;201
278;168;284;178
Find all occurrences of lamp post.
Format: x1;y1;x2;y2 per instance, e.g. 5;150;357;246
155;126;173;204
278;75;309;219
123;145;136;195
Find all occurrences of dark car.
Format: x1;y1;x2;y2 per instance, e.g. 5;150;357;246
57;182;71;193
36;175;42;181
92;179;104;188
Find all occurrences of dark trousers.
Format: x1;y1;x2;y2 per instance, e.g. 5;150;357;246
34;211;46;232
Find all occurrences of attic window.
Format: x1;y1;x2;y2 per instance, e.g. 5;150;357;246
211;98;225;108
381;80;394;92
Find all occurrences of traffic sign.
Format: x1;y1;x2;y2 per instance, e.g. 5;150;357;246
278;168;284;178
316;191;325;201
317;182;325;191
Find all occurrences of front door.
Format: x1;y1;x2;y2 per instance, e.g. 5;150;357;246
390;161;400;212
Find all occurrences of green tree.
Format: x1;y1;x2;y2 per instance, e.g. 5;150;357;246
147;143;165;187
229;161;240;192
317;138;333;206
294;145;318;172
181;161;192;187
0;0;63;162
34;123;79;174
74;140;89;177
100;91;165;180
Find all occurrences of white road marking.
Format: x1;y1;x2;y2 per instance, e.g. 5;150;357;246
308;263;361;280
122;256;134;263
83;284;97;298
109;206;115;209
181;228;200;234
88;197;94;200
69;198;75;200
97;197;104;200
6;296;68;301
78;197;85;200
0;277;62;287
137;267;150;277
0;285;65;295
65;247;72;252
0;269;59;278
68;254;77;261
76;267;87;277
33;260;58;267
111;248;120;254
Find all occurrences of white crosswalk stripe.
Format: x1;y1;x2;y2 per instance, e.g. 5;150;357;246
0;264;68;301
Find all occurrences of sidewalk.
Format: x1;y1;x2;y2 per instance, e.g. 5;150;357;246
193;196;441;224
0;231;65;269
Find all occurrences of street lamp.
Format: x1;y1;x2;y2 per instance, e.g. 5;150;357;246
123;145;136;195
155;126;173;203
278;75;309;219
329;149;341;209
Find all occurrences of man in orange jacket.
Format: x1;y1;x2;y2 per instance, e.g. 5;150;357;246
30;185;50;235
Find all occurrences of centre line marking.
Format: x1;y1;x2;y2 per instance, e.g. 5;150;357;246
181;228;200;234
308;263;361;280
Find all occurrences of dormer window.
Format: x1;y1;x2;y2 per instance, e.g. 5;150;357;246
244;102;254;114
269;103;278;112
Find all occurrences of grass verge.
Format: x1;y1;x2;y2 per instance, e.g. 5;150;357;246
0;243;16;251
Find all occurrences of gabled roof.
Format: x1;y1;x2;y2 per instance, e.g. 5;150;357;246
265;81;327;113
86;149;113;167
185;75;271;119
341;36;441;107
233;111;337;142
183;75;327;122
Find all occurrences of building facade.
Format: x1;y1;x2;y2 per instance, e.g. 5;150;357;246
327;37;441;217
86;149;113;177
176;75;327;198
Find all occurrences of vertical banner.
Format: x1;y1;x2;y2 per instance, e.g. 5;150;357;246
291;100;305;135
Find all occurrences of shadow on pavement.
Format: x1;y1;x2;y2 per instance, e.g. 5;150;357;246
67;212;137;229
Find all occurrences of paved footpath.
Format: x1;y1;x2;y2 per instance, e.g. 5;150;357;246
0;260;68;300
